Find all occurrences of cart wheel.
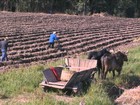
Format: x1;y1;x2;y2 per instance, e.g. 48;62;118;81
62;89;72;96
43;86;48;92
72;82;83;96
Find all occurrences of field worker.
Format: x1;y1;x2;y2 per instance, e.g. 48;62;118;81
47;31;59;49
0;37;8;62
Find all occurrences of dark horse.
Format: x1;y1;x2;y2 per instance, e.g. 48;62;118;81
101;51;128;79
87;48;111;78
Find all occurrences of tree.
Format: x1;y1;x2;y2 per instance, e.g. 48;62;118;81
0;0;139;17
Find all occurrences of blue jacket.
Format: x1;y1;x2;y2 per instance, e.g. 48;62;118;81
49;33;58;43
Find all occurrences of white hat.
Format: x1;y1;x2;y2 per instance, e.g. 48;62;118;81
53;31;56;34
4;37;8;40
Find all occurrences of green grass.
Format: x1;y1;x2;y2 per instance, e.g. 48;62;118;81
0;46;140;105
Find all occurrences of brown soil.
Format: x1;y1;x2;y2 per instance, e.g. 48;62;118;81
114;38;140;51
115;86;140;105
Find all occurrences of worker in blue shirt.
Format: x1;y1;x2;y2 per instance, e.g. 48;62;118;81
0;37;8;62
47;32;59;49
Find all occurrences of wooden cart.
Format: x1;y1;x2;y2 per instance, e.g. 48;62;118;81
40;58;97;94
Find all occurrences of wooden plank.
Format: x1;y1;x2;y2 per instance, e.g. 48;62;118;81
68;67;89;69
87;60;94;68
40;81;65;89
67;58;97;69
48;81;67;86
78;58;80;68
74;59;79;67
73;59;78;67
80;59;86;70
68;58;72;66
91;60;97;68
40;81;46;86
65;58;69;66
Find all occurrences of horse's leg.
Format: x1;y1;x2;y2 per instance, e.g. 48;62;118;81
112;70;115;78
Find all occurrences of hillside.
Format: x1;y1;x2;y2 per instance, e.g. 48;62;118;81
0;11;140;69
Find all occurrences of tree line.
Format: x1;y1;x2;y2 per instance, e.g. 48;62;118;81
0;0;140;18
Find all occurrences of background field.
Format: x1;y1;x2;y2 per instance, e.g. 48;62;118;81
0;12;140;70
0;11;140;105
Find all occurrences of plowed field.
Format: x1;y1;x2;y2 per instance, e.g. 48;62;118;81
0;11;140;69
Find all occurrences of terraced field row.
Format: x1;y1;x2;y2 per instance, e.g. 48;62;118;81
0;12;140;69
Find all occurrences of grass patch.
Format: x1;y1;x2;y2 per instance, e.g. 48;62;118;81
0;65;44;97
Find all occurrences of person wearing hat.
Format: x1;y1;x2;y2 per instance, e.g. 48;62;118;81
47;31;59;49
0;37;8;62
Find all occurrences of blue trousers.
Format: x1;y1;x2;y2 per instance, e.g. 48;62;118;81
1;49;8;61
47;42;54;49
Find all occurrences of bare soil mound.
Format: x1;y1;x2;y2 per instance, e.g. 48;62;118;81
115;86;140;105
